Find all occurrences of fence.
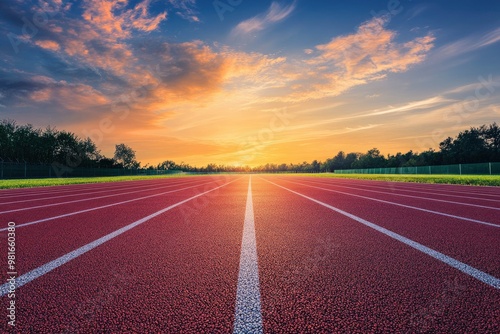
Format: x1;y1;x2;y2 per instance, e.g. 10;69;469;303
335;162;500;175
0;161;182;180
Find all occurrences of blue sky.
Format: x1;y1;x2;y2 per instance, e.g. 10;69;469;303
0;0;499;165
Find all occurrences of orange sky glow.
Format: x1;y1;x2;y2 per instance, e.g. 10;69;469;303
1;1;499;167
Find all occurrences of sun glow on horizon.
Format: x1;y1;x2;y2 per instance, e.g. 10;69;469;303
1;1;499;167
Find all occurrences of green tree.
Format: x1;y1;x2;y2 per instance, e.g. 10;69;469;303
352;148;386;168
158;160;177;170
114;143;139;168
484;123;500;161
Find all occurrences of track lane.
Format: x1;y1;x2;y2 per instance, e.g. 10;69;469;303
0;176;248;333
264;177;499;287
252;177;500;333
312;176;500;198
1;174;498;332
0;178;207;213
0;176;200;200
0;176;237;282
0;177;199;206
263;176;500;277
0;177;222;227
297;177;500;206
282;176;500;210
278;177;500;225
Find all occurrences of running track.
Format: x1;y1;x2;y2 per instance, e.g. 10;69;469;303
0;175;499;332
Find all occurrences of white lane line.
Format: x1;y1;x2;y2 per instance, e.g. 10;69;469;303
323;177;500;197
0;179;210;214
300;178;500;203
0;179;222;232
279;179;499;228
288;179;500;211
0;178;198;205
233;177;264;334
264;179;500;290
326;178;500;199
0;179;168;199
0;178;237;297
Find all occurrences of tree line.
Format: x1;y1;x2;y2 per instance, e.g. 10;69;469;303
1;119;499;172
152;123;500;172
0;119;139;169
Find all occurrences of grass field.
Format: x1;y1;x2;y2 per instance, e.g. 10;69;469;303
307;173;500;186
2;173;500;189
0;174;193;189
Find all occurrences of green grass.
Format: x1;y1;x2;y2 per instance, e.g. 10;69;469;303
0;174;193;190
2;172;500;189
296;173;500;186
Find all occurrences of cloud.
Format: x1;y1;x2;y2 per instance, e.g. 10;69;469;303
35;40;61;51
0;4;441;166
362;96;450;117
1;6;433;120
432;27;500;61
221;48;287;82
313;16;434;76
26;78;110;112
232;1;296;36
477;27;500;48
406;5;429;21
167;0;200;22
1;9;286;133
118;41;287;113
397;99;500;137
287;16;435;101
82;0;167;38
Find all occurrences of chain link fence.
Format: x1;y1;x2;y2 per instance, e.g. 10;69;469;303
0;161;182;179
335;162;500;175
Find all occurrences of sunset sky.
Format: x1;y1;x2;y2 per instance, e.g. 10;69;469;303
1;0;499;166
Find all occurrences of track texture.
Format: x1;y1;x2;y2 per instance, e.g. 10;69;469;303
0;175;499;332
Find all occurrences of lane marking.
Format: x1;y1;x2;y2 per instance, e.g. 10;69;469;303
280;178;500;211
319;177;500;197
299;178;500;203
0;178;238;297
233;177;264;334
323;178;500;198
0;178;187;199
0;178;199;205
0;179;223;232
264;178;500;290
278;179;499;228
0;178;214;214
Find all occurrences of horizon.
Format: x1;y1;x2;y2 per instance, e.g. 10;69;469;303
1;1;499;167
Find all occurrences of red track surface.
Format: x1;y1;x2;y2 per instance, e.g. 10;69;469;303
0;175;499;332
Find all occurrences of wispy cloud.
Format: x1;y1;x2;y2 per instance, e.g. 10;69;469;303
406;4;429;21
268;97;449;139
432;27;500;61
167;0;200;22
232;1;296;36
400;80;500;125
477;27;500;48
362;96;450;117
